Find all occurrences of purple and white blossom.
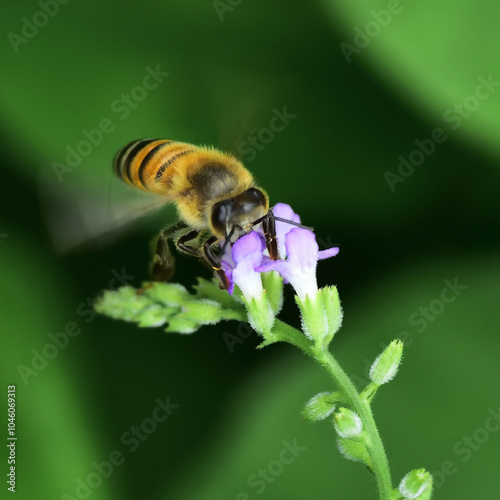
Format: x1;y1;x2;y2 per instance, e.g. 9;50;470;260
221;203;339;302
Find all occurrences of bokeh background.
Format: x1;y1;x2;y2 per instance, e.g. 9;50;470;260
2;1;500;499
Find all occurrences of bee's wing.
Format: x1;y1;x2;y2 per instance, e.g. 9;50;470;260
40;177;173;254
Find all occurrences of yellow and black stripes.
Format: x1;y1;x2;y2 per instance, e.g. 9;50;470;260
113;139;195;193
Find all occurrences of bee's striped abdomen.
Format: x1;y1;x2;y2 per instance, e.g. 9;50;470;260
113;139;195;194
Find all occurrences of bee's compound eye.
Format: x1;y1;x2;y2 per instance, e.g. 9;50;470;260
211;200;233;236
234;188;267;212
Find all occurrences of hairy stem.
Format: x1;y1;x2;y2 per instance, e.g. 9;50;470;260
270;320;393;500
314;348;393;500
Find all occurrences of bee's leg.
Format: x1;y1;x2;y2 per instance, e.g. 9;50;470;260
203;236;230;290
176;229;201;257
261;210;279;260
150;221;188;282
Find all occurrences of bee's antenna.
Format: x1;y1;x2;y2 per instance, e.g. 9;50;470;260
272;216;313;231
252;212;313;231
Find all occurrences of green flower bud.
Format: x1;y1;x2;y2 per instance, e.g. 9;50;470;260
337;437;373;469
95;286;152;322
194;278;245;311
295;294;328;343
369;339;403;386
181;299;223;325
136;305;177;327
302;391;341;422
333;407;363;438
165;316;199;334
318;286;343;345
143;282;191;306
399;468;433;499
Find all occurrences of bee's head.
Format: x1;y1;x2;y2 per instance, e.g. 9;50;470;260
210;187;268;241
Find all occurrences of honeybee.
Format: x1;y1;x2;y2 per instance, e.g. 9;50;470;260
114;138;298;289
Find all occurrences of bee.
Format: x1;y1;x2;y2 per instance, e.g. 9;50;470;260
114;138;291;289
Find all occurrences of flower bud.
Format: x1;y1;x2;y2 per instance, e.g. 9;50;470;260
95;286;152;321
302;391;340;422
165;316;199;334
369;339;403;386
181;299;223;324
337;437;373;469
143;282;191;306
333;407;363;438
137;305;176;327
398;468;433;499
318;286;343;345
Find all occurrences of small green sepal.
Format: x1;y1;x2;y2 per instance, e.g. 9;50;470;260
302;391;341;422
261;271;284;315
398;468;433;499
243;292;274;335
295;294;327;343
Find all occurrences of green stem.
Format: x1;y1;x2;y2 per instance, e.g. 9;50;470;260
314;348;393;500
269;320;393;500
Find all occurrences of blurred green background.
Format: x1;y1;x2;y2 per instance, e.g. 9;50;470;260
2;0;500;499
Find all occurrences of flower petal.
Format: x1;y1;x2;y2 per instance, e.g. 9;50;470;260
318;246;340;260
272;203;301;260
231;232;265;300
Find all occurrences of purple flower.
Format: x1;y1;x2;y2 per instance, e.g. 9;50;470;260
221;230;266;298
221;203;339;302
257;227;339;301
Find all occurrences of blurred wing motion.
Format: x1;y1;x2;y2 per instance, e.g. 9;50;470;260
40;176;171;254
